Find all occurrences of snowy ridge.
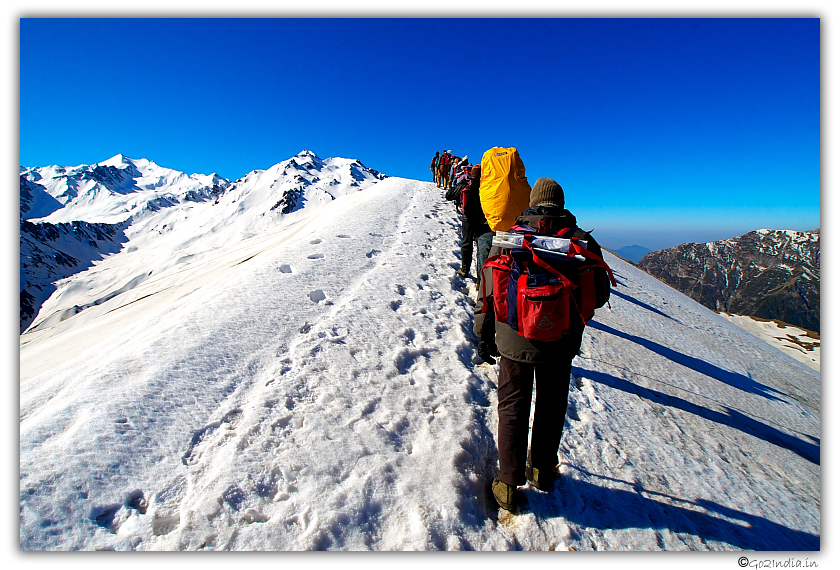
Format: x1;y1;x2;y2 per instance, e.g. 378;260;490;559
19;177;819;551
21;154;230;224
19;151;386;333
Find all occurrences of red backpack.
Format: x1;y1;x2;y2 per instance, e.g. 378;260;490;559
482;225;616;341
455;167;473;210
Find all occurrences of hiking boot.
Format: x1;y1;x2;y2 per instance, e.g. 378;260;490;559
526;464;560;491
456;268;468;277
492;478;518;512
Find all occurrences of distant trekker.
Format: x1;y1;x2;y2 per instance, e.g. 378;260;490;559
438;151;453;190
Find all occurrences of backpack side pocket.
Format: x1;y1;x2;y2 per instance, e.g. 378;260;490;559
517;279;575;342
482;254;514;325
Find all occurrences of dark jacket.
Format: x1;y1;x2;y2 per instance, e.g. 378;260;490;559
474;206;603;364
463;175;490;230
438;153;451;171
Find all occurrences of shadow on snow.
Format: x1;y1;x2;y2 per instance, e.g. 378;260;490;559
608;289;681;323
523;466;819;551
572;365;819;465
588;321;788;402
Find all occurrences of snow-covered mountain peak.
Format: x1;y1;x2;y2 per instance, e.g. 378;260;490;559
20;155;232;225
99;153;134;168
286;149;325;171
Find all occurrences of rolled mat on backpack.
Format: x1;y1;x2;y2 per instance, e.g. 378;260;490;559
479;147;532;232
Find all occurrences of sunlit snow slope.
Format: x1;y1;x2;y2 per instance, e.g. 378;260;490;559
19;169;819;551
19;151;384;333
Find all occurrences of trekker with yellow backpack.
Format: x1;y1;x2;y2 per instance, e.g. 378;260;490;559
479;146;531;233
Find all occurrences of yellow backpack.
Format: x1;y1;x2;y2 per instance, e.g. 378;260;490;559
479;147;532;231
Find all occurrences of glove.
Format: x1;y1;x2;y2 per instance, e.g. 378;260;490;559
477;339;500;365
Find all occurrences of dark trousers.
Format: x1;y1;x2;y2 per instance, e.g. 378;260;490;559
475;230;493;285
496;344;580;486
460;220;493;280
460;216;474;274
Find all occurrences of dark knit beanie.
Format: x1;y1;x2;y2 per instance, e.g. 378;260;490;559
530;177;565;208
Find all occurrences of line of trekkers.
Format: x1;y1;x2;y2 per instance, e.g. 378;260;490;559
430;150;469;191
429;146;616;514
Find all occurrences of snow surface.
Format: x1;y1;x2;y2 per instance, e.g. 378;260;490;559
20;172;820;551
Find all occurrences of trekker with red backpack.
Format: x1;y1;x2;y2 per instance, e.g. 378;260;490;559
438;151;453;190
473;177;614;513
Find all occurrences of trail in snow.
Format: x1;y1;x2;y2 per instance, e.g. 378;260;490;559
19;178;819;551
21;178;500;550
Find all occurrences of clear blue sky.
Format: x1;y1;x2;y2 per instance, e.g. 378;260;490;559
20;18;820;250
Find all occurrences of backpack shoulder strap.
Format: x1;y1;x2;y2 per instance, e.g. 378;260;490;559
521;239;576;289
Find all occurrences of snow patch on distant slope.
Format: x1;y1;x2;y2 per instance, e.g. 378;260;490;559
719;313;819;371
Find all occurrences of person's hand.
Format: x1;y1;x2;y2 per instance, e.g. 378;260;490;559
477;340;500;365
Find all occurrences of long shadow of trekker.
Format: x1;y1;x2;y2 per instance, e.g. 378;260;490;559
588;321;788;402
572;366;819;464
609;289;681;323
522;467;819;550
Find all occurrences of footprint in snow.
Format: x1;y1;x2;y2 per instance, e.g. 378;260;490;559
125;490;148;514
181;409;243;466
90;504;122;532
307;253;325;260
89;489;149;535
278;264;294;274
222;484;248;511
309;239;322;245
308;290;327;303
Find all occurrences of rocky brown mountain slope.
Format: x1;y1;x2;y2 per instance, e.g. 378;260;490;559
637;229;820;332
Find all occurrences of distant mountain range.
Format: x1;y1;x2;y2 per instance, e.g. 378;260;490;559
637;229;820;333
610;244;652;264
19;151;386;333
